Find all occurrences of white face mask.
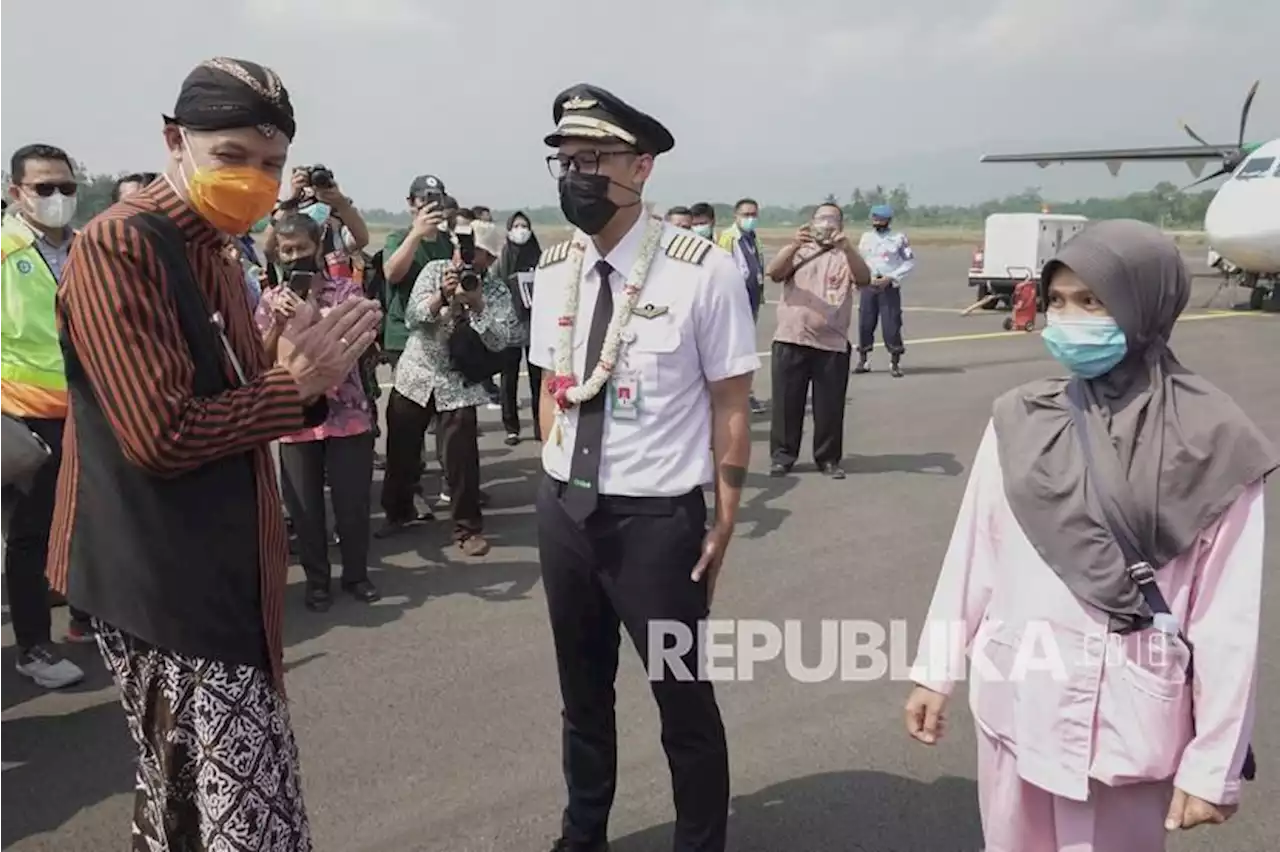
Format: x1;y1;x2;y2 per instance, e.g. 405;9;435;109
27;191;77;229
508;226;531;245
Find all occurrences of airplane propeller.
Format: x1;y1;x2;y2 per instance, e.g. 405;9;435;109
1178;80;1260;190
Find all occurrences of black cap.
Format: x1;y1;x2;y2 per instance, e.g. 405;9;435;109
544;84;674;155
408;174;446;199
165;57;296;141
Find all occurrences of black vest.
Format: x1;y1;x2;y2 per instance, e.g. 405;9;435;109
62;213;267;669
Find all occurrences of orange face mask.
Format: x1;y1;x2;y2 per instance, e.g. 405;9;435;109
179;130;281;235
186;166;280;236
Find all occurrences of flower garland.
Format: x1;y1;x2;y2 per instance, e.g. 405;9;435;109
548;213;666;427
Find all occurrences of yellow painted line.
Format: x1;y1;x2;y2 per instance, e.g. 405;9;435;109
377;310;1264;388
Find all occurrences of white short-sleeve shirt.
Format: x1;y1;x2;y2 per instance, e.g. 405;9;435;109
528;213;760;497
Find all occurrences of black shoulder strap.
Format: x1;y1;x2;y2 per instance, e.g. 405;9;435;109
131;213;230;397
1066;379;1257;781
1065;379;1170;615
785;244;836;283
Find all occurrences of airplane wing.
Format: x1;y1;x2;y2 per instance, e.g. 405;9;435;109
979;145;1242;177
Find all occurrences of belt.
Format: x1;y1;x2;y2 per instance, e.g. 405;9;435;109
548;477;703;517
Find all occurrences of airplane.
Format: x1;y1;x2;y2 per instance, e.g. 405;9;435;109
979;81;1279;311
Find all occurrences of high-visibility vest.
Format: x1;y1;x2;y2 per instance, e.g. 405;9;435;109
1;215;69;418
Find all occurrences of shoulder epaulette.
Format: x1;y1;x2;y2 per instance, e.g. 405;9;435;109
538;240;572;269
665;233;713;266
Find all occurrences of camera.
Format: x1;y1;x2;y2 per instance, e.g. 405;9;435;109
453;226;482;292
304;164;335;189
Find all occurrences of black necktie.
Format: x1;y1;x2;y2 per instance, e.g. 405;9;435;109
563;259;614;524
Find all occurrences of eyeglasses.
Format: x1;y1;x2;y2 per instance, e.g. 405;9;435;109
545;150;634;179
22;182;78;197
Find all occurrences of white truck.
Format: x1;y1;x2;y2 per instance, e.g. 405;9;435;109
967;213;1089;308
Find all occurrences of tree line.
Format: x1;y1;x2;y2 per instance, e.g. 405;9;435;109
13;167;1215;232
361;181;1216;231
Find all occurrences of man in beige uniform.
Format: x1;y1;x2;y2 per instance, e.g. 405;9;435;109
764;202;871;480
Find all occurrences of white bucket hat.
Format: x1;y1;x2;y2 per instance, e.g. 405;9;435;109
461;219;506;259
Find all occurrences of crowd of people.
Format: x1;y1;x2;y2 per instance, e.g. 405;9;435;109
1;54;1276;852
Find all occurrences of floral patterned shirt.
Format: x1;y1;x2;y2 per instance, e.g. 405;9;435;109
254;275;374;443
393;259;519;412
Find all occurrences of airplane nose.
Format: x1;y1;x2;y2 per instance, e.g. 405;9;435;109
1204;186;1280;272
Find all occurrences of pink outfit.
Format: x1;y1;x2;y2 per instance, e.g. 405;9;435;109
254;276;373;444
911;420;1265;851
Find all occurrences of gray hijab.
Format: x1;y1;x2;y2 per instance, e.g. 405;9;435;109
992;219;1278;631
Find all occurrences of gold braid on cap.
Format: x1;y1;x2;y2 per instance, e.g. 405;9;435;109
201;57;287;138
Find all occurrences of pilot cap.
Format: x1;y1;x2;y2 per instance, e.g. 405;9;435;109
544;83;674;155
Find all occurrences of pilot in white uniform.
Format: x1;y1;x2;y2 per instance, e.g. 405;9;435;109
528;83;759;852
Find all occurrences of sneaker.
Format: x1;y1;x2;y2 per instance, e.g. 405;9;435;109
65;619;97;644
748;395;767;415
504;433;520;446
769;462;792;478
458;535;491;557
821;463;847;480
853;359;871;374
890;361;904;378
16;645;85;689
486;402;502;412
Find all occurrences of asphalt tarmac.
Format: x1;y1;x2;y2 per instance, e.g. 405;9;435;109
3;245;1277;852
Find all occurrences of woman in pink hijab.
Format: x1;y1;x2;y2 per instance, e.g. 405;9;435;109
904;220;1278;851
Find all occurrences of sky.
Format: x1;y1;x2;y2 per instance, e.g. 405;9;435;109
2;0;1278;212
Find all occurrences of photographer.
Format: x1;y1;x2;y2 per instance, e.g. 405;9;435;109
379;220;519;556
380;175;457;367
264;164;369;279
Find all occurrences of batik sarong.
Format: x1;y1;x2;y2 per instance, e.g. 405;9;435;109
95;620;313;852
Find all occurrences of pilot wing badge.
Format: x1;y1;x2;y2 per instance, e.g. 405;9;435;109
631;303;670;319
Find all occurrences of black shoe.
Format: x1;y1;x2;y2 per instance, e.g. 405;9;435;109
769;462;792;477
549;840;609;852
304;586;332;612
890;359;903;378
853;358;870;374
342;579;381;603
821;463;846;480
504;433;520;446
373;511;432;539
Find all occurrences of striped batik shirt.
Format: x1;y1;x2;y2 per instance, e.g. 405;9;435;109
47;177;305;692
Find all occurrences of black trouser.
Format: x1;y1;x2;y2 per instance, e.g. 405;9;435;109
857;285;905;356
382;390;481;540
499;346;543;439
770;340;851;468
2;417;61;650
279;432;374;589
537;476;728;852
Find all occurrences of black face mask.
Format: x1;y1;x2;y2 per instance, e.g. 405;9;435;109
279;255;319;279
559;171;635;235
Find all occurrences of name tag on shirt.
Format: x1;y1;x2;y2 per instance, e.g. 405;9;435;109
610;370;641;420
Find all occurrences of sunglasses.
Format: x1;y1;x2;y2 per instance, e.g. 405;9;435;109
23;182;78;197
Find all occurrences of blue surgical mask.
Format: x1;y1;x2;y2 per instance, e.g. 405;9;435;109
738;216;757;233
304;202;332;225
693;224;713;239
1041;313;1128;379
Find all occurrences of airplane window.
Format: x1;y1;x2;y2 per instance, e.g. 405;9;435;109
1234;156;1274;180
